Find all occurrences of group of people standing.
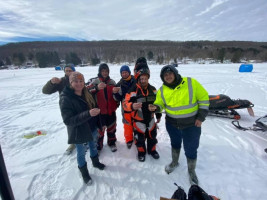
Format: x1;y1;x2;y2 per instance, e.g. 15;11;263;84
42;58;209;186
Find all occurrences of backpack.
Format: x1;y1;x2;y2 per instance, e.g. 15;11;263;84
171;183;187;200
161;184;220;200
188;185;220;200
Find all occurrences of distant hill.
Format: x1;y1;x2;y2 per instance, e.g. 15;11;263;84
0;40;267;67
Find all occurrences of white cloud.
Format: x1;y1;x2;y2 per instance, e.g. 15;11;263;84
196;0;229;16
0;0;266;43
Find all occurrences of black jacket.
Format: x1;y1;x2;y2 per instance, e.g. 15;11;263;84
113;75;136;102
125;83;162;126
59;86;99;144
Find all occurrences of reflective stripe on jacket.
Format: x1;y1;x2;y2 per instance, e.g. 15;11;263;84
154;77;209;120
123;83;161;133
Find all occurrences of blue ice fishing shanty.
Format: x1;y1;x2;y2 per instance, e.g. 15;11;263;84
239;63;253;72
55;66;62;70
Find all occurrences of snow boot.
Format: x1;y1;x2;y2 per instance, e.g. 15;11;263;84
187;158;198;185
149;150;160;159
109;144;117;152
78;163;92;185
137;152;146;162
165;148;180;174
126;141;133;149
91;155;105;170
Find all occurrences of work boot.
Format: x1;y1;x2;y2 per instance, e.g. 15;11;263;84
78;163;92;185
165;148;180;174
187;158;198;185
91;155;105;170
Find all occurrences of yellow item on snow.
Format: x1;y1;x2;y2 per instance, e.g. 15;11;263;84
23;130;47;139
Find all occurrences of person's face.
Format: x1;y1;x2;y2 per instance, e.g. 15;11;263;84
101;69;109;78
139;74;149;88
121;71;130;79
65;67;74;77
71;79;84;93
164;71;175;84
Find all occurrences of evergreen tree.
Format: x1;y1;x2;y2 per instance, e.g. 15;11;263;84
70;52;81;65
36;51;60;68
36;52;48;68
18;53;25;65
28;52;34;60
218;48;225;63
231;50;242;63
0;60;4;66
5;57;11;65
147;51;154;60
91;57;100;66
156;55;164;64
65;52;81;65
65;53;71;64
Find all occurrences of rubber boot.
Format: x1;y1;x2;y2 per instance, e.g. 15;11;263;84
91;155;105;170
78;163;92;185
187;158;198;185
165;148;180;174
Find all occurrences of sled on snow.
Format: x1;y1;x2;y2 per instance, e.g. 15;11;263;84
232;115;267;153
232;115;267;132
23;130;47;139
208;94;254;120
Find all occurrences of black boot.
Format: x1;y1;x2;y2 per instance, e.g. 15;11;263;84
91;155;105;170
126;141;133;149
78;163;92;185
137;152;146;162
149;150;160;159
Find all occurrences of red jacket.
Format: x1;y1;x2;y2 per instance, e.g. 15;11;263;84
87;77;118;115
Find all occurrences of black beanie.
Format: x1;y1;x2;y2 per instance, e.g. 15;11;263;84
98;63;109;73
135;57;147;66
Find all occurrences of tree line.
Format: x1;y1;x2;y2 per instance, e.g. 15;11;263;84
0;40;267;68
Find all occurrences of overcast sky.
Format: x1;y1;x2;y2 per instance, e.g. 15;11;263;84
0;0;266;45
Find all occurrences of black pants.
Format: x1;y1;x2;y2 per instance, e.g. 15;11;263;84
97;112;117;150
134;127;157;154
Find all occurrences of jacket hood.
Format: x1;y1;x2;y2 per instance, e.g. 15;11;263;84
160;65;182;88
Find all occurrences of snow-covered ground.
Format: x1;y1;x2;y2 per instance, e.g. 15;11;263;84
0;63;267;200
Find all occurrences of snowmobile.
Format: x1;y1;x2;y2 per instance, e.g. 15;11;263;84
208;94;254;119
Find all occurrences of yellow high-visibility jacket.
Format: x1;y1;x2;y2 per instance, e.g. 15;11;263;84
154;77;209;129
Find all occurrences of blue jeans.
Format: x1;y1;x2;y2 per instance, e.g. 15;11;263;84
166;122;201;159
76;129;98;167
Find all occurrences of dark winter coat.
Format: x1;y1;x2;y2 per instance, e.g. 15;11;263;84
42;76;69;94
113;75;136;102
59;86;99;144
